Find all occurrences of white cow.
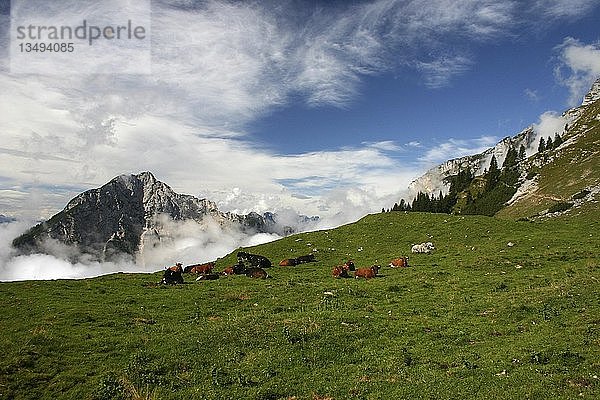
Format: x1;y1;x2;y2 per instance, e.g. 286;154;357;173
411;242;435;254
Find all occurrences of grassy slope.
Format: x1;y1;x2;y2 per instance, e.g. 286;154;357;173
1;212;599;400
497;100;600;219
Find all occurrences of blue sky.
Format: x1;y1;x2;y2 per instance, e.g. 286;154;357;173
1;0;600;224
249;2;600;155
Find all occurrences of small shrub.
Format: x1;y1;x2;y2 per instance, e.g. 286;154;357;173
572;189;591;200
388;285;402;293
529;351;550;365
494;282;509;292
548;202;573;213
558;350;585;366
282;325;305;344
526;171;538;180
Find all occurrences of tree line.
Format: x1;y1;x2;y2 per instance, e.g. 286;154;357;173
385;133;562;216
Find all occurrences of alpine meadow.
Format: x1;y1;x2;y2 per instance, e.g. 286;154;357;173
2;82;600;397
2;1;600;399
1;210;599;399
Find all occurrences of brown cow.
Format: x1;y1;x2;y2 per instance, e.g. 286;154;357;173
184;262;215;275
354;265;380;279
332;264;350;278
169;263;183;272
279;258;298;267
245;267;268;279
389;257;409;268
221;266;235;276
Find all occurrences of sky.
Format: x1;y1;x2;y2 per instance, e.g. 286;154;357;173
1;0;600;225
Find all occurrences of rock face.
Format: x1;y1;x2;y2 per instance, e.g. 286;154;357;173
409;127;537;196
409;78;600;197
12;172;311;261
581;79;600;107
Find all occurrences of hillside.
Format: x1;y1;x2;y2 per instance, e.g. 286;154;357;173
1;211;599;399
497;95;600;219
403;79;600;220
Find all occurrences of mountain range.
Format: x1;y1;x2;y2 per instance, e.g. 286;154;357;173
406;78;600;219
12;172;317;262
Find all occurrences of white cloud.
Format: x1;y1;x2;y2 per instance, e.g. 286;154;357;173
531;111;567;154
416;55;473;89
554;37;600;106
534;0;599;20
419;136;500;166
524;88;541;102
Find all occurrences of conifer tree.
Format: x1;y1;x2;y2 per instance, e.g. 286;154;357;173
502;146;518;169
546;136;553;150
399;199;407;211
553;133;563;148
486;155;500;190
538;137;546;153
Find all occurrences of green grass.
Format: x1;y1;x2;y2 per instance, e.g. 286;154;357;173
1;212;599;399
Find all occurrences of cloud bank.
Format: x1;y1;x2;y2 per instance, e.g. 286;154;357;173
0;216;285;282
555;37;600;106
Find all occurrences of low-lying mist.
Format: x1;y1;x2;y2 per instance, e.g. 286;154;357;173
0;217;283;282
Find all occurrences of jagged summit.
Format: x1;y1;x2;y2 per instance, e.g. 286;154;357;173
405;77;600;218
12;172;302;262
409;78;600;198
582;78;600;107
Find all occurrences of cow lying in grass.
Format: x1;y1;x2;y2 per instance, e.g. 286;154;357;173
354;265;380;279
279;254;316;266
245;267;269;279
221;262;268;279
161;263;184;284
222;262;248;275
332;264;350;278
332;260;355;278
237;251;272;268
184;262;215;274
411;242;435;254
279;258;297;266
389;257;409;268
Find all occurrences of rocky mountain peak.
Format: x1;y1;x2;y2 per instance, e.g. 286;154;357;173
12;172;296;262
581;78;600;107
409;78;600;198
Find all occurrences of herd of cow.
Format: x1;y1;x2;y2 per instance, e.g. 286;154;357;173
160;249;416;285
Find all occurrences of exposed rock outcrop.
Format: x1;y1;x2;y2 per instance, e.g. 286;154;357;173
12;172;315;262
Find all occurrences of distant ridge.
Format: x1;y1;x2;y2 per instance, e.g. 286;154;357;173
402;78;600;218
12;172;317;262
